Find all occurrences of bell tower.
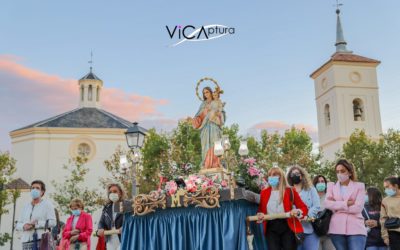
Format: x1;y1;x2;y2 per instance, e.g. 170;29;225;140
78;66;103;108
310;7;382;160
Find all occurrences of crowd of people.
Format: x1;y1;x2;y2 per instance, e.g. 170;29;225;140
16;181;127;250
255;159;400;250
14;158;400;250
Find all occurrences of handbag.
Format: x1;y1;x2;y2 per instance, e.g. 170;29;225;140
384;217;400;229
289;188;305;245
40;220;56;250
311;208;333;236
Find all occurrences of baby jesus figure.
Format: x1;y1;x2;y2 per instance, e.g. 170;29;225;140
209;87;225;127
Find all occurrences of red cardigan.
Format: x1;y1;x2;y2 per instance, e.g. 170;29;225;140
258;187;308;235
62;211;93;249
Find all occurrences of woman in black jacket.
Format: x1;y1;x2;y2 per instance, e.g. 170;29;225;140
362;187;387;250
97;183;128;250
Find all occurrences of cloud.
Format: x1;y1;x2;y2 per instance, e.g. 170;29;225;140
139;118;178;132
0;55;170;150
248;120;318;142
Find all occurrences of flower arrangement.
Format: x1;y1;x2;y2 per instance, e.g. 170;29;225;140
236;157;267;193
159;174;229;196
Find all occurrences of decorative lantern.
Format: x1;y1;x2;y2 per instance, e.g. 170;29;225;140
214;140;224;157
238;140;249;156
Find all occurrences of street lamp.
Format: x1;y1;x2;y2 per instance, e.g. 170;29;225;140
124;122;147;198
125;122;146;149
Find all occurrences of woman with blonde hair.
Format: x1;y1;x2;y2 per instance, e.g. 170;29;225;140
257;166;308;250
97;183;128;250
62;198;93;250
287;165;321;250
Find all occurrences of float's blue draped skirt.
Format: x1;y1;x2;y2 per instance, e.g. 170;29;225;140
121;200;267;250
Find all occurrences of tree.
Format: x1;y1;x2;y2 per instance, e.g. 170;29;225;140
101;146;133;197
170;121;202;175
140;129;171;194
280;127;319;169
51;157;102;215
0;152;17;246
339;129;397;189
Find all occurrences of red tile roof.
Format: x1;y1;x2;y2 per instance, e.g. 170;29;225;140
310;52;380;78
330;53;380;63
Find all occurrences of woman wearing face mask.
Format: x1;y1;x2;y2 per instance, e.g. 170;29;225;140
312;175;335;250
256;166;308;250
380;176;400;249
97;183;127;250
62;198;93;250
324;159;366;250
362;187;387;250
287;166;321;250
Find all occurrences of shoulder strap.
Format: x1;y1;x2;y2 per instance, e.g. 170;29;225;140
289;187;294;206
363;207;370;220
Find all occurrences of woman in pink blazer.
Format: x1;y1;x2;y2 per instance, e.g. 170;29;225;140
324;159;367;250
62;198;93;250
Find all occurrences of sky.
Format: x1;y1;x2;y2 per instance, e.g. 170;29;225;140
0;0;399;151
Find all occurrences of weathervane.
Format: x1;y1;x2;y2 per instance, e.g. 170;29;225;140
88;50;93;72
335;0;343;14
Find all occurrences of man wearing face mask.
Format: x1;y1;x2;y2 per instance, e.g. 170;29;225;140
96;183;127;250
16;180;56;249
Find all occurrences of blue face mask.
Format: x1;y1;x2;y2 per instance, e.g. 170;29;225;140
316;183;326;192
385;188;396;197
30;189;41;199
365;195;369;203
268;176;280;187
71;209;81;216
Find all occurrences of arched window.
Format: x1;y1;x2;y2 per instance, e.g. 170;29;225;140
80;85;84;101
353;98;365;121
324;104;331;126
96;86;100;102
88;85;93;101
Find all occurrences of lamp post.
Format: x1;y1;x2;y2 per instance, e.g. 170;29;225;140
124;122;147;198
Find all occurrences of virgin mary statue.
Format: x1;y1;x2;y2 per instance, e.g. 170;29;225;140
189;86;225;169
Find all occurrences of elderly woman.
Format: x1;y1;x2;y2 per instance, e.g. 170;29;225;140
62;198;93;250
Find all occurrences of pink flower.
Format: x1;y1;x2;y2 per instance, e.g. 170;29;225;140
165;181;177;195
244;158;256;166
185;180;198;192
201;182;208;189
221;180;228;187
248;166;261;177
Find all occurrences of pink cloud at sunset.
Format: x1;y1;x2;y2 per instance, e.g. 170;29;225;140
0;55;170;150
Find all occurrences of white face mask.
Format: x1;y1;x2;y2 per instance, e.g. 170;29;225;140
109;193;119;203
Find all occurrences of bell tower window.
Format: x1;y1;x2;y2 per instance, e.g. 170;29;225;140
353;98;365;121
80;85;84;101
324;104;331;126
96;86;100;102
88;85;93;101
